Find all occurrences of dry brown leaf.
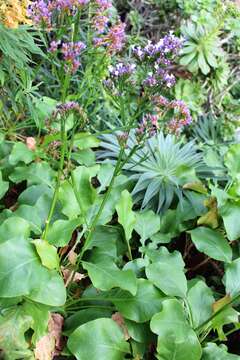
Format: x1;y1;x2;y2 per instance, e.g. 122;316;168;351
62;267;85;287
68;250;78;265
34;313;64;360
112;312;130;340
34;335;55;360
26;137;36;151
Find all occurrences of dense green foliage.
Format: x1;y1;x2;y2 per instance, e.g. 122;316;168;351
0;0;240;359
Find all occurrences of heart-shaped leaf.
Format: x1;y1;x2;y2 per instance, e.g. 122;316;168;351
68;318;130;360
189;227;232;262
150;299;202;360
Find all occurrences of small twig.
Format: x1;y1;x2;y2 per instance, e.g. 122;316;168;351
187;257;210;273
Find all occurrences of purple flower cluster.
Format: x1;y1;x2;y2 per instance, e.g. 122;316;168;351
133;34;182;90
29;0;89;26
143;69;176;88
153;96;192;134
109;63;136;78
55;101;81;115
133;34;182;61
50;0;89;11
136;114;160;139
93;22;126;53
49;41;86;73
93;19;126;54
95;0;112;10
28;0;52;27
92;0;112;34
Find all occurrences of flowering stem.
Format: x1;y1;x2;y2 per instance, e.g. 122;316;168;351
42;117;66;240
78;146;125;260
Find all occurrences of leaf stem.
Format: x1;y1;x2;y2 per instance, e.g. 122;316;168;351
195;293;240;334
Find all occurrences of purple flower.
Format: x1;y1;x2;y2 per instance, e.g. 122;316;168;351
61;41;86;73
28;0;52;27
94;21;126;53
109;63;136;78
162;33;182;55
95;0;112;10
56;101;80;115
49;40;61;52
143;73;158;87
92;13;109;33
50;0;89;11
133;33;182;62
136;113;160;139
29;0;89;26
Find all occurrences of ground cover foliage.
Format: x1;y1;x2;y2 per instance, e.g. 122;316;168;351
0;0;240;359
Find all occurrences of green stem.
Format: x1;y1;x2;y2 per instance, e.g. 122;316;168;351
211;325;240;343
42;117;66;240
70;172;89;229
78;147;125;261
195;293;240;334
184;298;194;328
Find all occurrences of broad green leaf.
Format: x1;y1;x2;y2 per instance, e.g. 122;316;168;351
14;205;42;234
97;163;114;192
150;232;172;245
33;96;57;128
64;309;112;334
74;132;100;149
146;247;187;298
202;343;240;359
27;270;66;306
0;217;30;244
82;256;137;295
183;181;208;194
224;258;240;297
22;301;49;343
0;170;8;199
116;190;136;242
59;180;80;219
9;142;34;165
71;149;96;166
47;218;82;247
198;52;210;74
83;225;120;256
35;192;62;226
134;210;160;245
189;227;232;262
71;165;99;215
150;299;202;360
187;280;214;328
112;279;164;323
18;184;52;206
225;144;240;180
86;175;129;227
0;307;33;360
32;239;59;270
68;318;130;360
0;230;66;306
9;162;55;187
220;201;240;241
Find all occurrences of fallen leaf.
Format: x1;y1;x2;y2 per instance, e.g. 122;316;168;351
68;250;77;265
34;313;64;360
112;312;130;340
62;267;85;287
34;334;55;360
